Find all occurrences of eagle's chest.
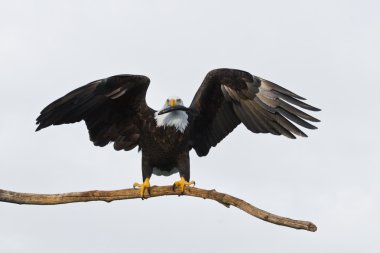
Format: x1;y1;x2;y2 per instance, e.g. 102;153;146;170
139;110;191;164
147;111;190;148
148;126;189;153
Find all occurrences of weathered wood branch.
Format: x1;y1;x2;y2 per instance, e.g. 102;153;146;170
0;186;317;232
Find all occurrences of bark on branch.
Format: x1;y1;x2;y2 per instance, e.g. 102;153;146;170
0;186;317;232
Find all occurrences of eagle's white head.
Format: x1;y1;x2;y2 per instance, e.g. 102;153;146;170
154;96;189;133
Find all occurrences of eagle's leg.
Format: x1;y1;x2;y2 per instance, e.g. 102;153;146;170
133;177;151;199
173;176;195;193
134;153;153;199
173;153;195;193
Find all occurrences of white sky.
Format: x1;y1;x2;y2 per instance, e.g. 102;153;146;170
1;1;379;252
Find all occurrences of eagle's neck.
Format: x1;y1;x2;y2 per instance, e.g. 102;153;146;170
154;111;188;133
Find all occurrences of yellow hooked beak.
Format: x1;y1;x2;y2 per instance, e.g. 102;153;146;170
169;99;176;107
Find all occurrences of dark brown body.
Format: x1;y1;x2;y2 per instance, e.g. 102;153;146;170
139;113;193;181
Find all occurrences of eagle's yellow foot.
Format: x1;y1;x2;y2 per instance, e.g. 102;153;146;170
133;178;151;199
173;177;195;193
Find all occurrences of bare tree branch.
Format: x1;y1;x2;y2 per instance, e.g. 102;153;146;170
0;186;317;232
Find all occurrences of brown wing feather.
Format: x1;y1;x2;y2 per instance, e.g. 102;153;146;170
190;68;320;157
36;74;153;151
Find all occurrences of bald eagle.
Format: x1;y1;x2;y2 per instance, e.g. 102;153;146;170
36;68;320;197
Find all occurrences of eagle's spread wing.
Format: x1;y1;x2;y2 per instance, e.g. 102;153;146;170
36;74;152;151
190;68;320;156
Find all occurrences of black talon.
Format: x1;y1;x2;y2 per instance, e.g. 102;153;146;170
147;187;151;196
